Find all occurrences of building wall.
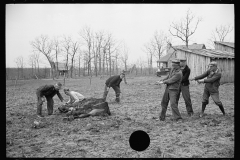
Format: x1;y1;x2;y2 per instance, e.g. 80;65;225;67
167;50;234;84
215;43;234;53
214;58;234;83
175;50;210;84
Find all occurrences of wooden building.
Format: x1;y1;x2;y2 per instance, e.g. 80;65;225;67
54;62;72;76
214;41;234;53
158;45;234;84
158;43;206;69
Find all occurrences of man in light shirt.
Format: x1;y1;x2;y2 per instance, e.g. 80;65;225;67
58;89;85;113
64;89;85;105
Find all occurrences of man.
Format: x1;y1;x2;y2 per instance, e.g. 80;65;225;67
36;82;64;118
190;61;225;117
176;57;194;117
64;89;85;105
58;89;85;113
102;72;127;102
158;59;183;122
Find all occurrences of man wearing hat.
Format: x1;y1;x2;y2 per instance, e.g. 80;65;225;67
158;59;183;122
102;72;127;103
176;57;194;117
36;82;64;117
190;61;225;117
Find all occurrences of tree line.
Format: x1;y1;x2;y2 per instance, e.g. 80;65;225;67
9;9;233;80
28;26;132;80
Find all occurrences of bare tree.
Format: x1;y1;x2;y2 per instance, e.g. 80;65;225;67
113;49;121;75
79;26;94;76
15;56;24;79
28;54;35;76
136;57;146;75
106;33;119;76
143;41;155;74
77;51;81;77
52;37;62;78
70;40;79;78
102;39;109;75
33;52;40;75
208;24;233;49
169;9;202;48
62;36;72;78
30;35;55;79
93;31;105;76
120;43;129;72
152;30;167;60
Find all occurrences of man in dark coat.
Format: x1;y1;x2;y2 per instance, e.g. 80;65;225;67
102;72;127;102
190;61;225;117
157;59;183;122
176;57;194;116
36;82;64;117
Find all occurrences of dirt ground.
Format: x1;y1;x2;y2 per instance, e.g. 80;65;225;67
6;76;234;158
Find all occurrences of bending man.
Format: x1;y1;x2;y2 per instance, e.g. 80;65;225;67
36;82;64;118
102;72;127;103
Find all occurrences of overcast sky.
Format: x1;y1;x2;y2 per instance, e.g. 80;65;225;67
6;4;234;68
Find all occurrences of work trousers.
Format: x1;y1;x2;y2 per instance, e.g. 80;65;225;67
36;93;54;115
160;86;182;121
202;87;223;106
176;84;194;115
102;85;121;102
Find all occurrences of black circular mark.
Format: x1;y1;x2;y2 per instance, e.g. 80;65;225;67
129;130;150;152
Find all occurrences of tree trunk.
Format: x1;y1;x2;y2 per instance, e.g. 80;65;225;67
99;54;101;75
124;61;127;71
38;63;39;76
112;60;115;75
106;54;108;76
109;48;111;77
103;50;105;75
83;60;86;76
94;52;98;77
79;55;81;77
71;58;74;78
31;64;33;77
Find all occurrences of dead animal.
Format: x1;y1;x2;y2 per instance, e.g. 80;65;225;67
60;97;111;121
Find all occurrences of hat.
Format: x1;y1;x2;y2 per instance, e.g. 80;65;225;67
178;57;187;61
171;59;180;64
208;61;217;66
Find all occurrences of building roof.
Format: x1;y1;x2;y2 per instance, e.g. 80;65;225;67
177;48;234;59
174;43;206;50
158;43;234;63
55;62;72;70
158;51;175;62
214;41;234;48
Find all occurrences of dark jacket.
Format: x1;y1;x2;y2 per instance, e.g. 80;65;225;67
194;68;221;93
105;75;122;88
36;85;63;101
163;67;182;90
181;65;190;86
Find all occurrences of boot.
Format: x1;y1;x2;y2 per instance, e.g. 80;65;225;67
115;97;120;103
199;103;207;117
115;93;120;103
218;104;225;115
